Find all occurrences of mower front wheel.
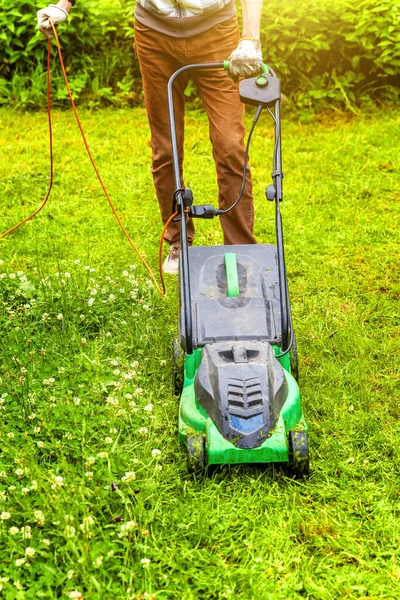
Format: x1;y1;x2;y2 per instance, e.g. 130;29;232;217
288;430;309;478
186;434;206;473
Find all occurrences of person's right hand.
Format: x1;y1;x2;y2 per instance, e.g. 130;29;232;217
37;4;69;40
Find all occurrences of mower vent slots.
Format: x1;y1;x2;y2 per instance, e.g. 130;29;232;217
228;377;265;435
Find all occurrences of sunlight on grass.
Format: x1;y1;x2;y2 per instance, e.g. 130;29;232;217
0;106;399;598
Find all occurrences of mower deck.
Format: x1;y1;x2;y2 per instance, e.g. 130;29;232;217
176;245;309;475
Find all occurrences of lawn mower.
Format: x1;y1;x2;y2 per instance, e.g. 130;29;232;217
169;62;309;476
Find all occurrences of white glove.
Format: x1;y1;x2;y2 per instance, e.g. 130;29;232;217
228;39;263;81
37;4;69;40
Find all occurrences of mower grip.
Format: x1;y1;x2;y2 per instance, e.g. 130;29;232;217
223;60;269;75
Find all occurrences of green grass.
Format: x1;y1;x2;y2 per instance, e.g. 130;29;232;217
0;105;399;599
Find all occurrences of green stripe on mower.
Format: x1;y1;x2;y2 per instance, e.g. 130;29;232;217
224;253;240;297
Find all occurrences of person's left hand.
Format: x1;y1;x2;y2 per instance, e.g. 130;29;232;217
228;39;262;81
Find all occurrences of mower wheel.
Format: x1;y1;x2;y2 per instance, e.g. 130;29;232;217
186;434;206;473
173;338;184;396
290;334;299;383
288;430;309;478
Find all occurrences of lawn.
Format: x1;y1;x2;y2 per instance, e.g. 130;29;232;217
0;104;399;599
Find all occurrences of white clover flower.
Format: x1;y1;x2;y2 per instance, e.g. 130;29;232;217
67;592;83;599
160;360;167;367
108;294;116;302
122;270;129;277
134;387;143;397
15;468;24;477
28;412;37;419
9;526;19;535
104;437;113;445
73;397;81;406
121;472;136;483
93;555;103;569
30;480;38;491
118;520;137;537
0;491;6;502
15;558;26;567
37;441;45;449
9;273;16;279
81;338;87;345
112;369;120;376
154;464;162;472
33;426;41;434
67;570;74;579
97;452;108;459
14;581;23;591
1;512;11;521
25;547;35;558
64;525;76;538
138;427;148;437
107;550;114;558
7;432;15;439
85;457;96;467
144;403;154;413
141;558;151;568
51;475;64;489
42;538;50;546
85;472;93;481
79;516;94;533
151;449;161;459
8;485;16;491
58;367;65;374
106;397;119;407
57;314;63;321
21;525;32;539
88;297;95;307
22;487;30;495
64;272;71;278
34;510;45;525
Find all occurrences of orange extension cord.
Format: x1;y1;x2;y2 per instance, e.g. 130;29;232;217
0;24;178;297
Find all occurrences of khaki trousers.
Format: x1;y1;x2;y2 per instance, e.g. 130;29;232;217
134;16;257;246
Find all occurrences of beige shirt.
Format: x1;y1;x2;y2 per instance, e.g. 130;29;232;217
135;0;236;38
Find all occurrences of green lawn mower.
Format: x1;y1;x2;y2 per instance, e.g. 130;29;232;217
169;62;309;476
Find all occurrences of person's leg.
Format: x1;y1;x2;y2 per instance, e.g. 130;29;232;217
189;17;256;245
134;21;195;245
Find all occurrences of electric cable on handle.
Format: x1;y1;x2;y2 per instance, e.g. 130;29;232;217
0;23;169;297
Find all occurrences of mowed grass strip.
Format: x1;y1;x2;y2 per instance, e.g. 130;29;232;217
0;106;399;599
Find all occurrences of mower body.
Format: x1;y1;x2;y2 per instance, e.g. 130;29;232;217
177;245;307;473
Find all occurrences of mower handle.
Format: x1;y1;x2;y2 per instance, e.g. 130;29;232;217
223;60;270;75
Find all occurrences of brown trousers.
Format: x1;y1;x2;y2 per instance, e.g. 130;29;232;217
134;16;257;246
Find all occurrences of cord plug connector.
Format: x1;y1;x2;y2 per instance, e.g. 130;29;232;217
190;205;219;219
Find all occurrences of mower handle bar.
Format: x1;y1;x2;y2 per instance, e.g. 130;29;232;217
167;61;292;356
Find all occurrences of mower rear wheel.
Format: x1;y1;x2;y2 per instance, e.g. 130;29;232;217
288;430;309;478
173;338;184;396
187;434;206;473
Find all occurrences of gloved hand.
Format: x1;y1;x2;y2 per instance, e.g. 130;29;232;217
37;4;69;40
228;39;263;81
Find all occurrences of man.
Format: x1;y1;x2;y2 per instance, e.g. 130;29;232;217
38;1;263;274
